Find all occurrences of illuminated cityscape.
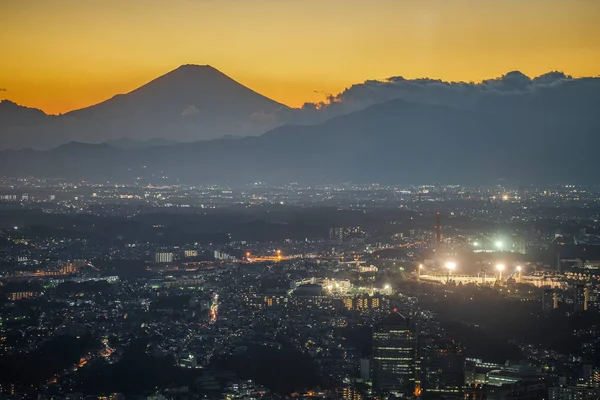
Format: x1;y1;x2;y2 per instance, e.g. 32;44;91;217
0;178;599;399
2;0;600;396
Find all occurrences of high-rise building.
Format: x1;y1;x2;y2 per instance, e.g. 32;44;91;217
372;312;416;397
488;380;546;400
343;295;381;311
184;249;198;258
549;386;600;400
360;358;370;381
263;295;287;308
543;288;558;313
214;250;235;261
329;227;344;243
591;369;600;388
154;252;174;263
340;386;363;400
419;337;465;397
574;284;589;312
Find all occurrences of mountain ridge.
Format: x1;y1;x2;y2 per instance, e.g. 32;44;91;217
0;64;289;149
2;95;599;184
64;64;287;120
1;67;599;163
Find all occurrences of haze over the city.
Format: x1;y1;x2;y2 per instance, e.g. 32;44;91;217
4;2;600;400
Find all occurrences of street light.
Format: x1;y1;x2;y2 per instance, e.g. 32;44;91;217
496;264;505;280
495;241;503;249
418;264;423;279
516;265;522;281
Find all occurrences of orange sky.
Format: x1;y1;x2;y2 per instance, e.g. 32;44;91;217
1;0;599;115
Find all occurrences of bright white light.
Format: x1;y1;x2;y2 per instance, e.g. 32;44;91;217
473;242;479;247
335;283;340;288
495;241;503;248
327;285;333;290
384;284;390;290
516;265;522;272
445;262;456;271
419;264;423;269
496;264;505;271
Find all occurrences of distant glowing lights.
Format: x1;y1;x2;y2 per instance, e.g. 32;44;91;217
496;263;505;280
445;262;456;271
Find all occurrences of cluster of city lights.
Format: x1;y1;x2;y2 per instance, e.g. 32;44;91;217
440;261;523;280
472;240;504;249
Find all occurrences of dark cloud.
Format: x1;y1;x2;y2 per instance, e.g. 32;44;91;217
254;71;600;131
276;71;600;124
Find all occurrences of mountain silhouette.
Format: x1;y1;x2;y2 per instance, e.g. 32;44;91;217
0;100;51;126
65;64;285;122
1;68;599;185
2;96;599;184
105;137;180;149
0;65;287;149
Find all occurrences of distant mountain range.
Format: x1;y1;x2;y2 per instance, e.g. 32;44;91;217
104;138;180;149
1;66;600;183
1;95;599;184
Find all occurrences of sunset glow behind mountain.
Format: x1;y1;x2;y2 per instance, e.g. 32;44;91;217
2;0;600;115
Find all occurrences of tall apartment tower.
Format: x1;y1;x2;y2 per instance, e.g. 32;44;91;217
372;312;417;397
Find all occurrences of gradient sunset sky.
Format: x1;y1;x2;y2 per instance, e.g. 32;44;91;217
2;0;600;115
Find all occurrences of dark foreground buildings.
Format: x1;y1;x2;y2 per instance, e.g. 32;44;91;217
372;312;417;397
372;311;466;399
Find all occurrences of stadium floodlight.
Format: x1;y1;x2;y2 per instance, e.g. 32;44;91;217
496;264;505;280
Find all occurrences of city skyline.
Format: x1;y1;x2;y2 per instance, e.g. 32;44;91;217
3;2;600;398
2;0;600;114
